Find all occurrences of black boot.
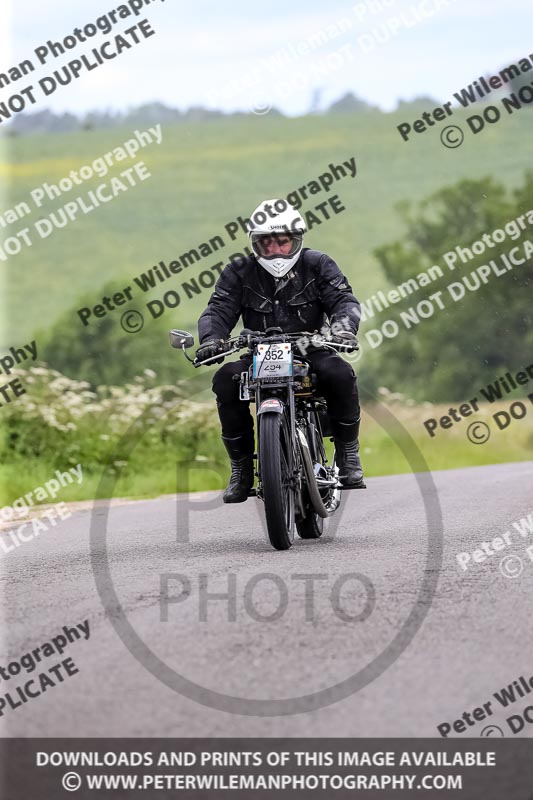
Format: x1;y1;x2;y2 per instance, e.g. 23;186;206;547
331;419;365;489
221;434;255;503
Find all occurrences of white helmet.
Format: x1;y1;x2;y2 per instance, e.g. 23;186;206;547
247;199;306;278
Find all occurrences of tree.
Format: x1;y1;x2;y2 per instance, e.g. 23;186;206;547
368;174;533;400
328;92;378;113
38;282;208;393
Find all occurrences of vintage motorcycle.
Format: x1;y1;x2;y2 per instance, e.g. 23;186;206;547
170;327;359;551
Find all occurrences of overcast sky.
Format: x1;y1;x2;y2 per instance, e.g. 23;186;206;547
5;0;533;116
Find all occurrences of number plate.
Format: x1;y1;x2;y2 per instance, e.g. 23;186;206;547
253;343;293;377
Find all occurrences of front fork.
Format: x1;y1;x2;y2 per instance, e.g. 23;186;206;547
254;384;304;516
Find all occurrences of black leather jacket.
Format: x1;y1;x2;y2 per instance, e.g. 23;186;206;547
198;249;361;344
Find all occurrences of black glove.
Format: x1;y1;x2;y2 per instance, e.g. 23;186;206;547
331;329;359;353
195;339;226;364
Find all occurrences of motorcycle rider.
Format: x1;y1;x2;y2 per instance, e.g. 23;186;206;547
196;199;364;503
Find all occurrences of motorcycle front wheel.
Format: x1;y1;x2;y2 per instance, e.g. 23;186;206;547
259;412;295;551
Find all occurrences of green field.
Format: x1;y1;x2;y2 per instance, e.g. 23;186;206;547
3;107;532;348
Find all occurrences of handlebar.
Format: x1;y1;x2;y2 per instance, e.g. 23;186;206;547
193;330;358;367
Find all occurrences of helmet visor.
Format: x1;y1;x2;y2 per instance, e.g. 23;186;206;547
251;232;302;260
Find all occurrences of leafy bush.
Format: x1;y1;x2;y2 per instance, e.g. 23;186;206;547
1;366;220;475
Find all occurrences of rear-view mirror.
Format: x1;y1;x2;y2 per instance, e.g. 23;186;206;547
169;329;195;349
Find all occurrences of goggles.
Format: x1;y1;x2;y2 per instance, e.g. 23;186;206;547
251;232;303;260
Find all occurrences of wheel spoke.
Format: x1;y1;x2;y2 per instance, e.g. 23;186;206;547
280;430;295;537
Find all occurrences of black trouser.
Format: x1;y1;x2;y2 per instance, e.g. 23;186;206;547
212;350;360;440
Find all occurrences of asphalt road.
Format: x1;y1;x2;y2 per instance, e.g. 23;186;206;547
1;461;533;738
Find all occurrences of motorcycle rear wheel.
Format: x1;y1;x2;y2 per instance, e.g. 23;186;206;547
296;503;324;539
296;433;341;539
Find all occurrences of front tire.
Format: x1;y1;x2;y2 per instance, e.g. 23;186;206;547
259;412;295;551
